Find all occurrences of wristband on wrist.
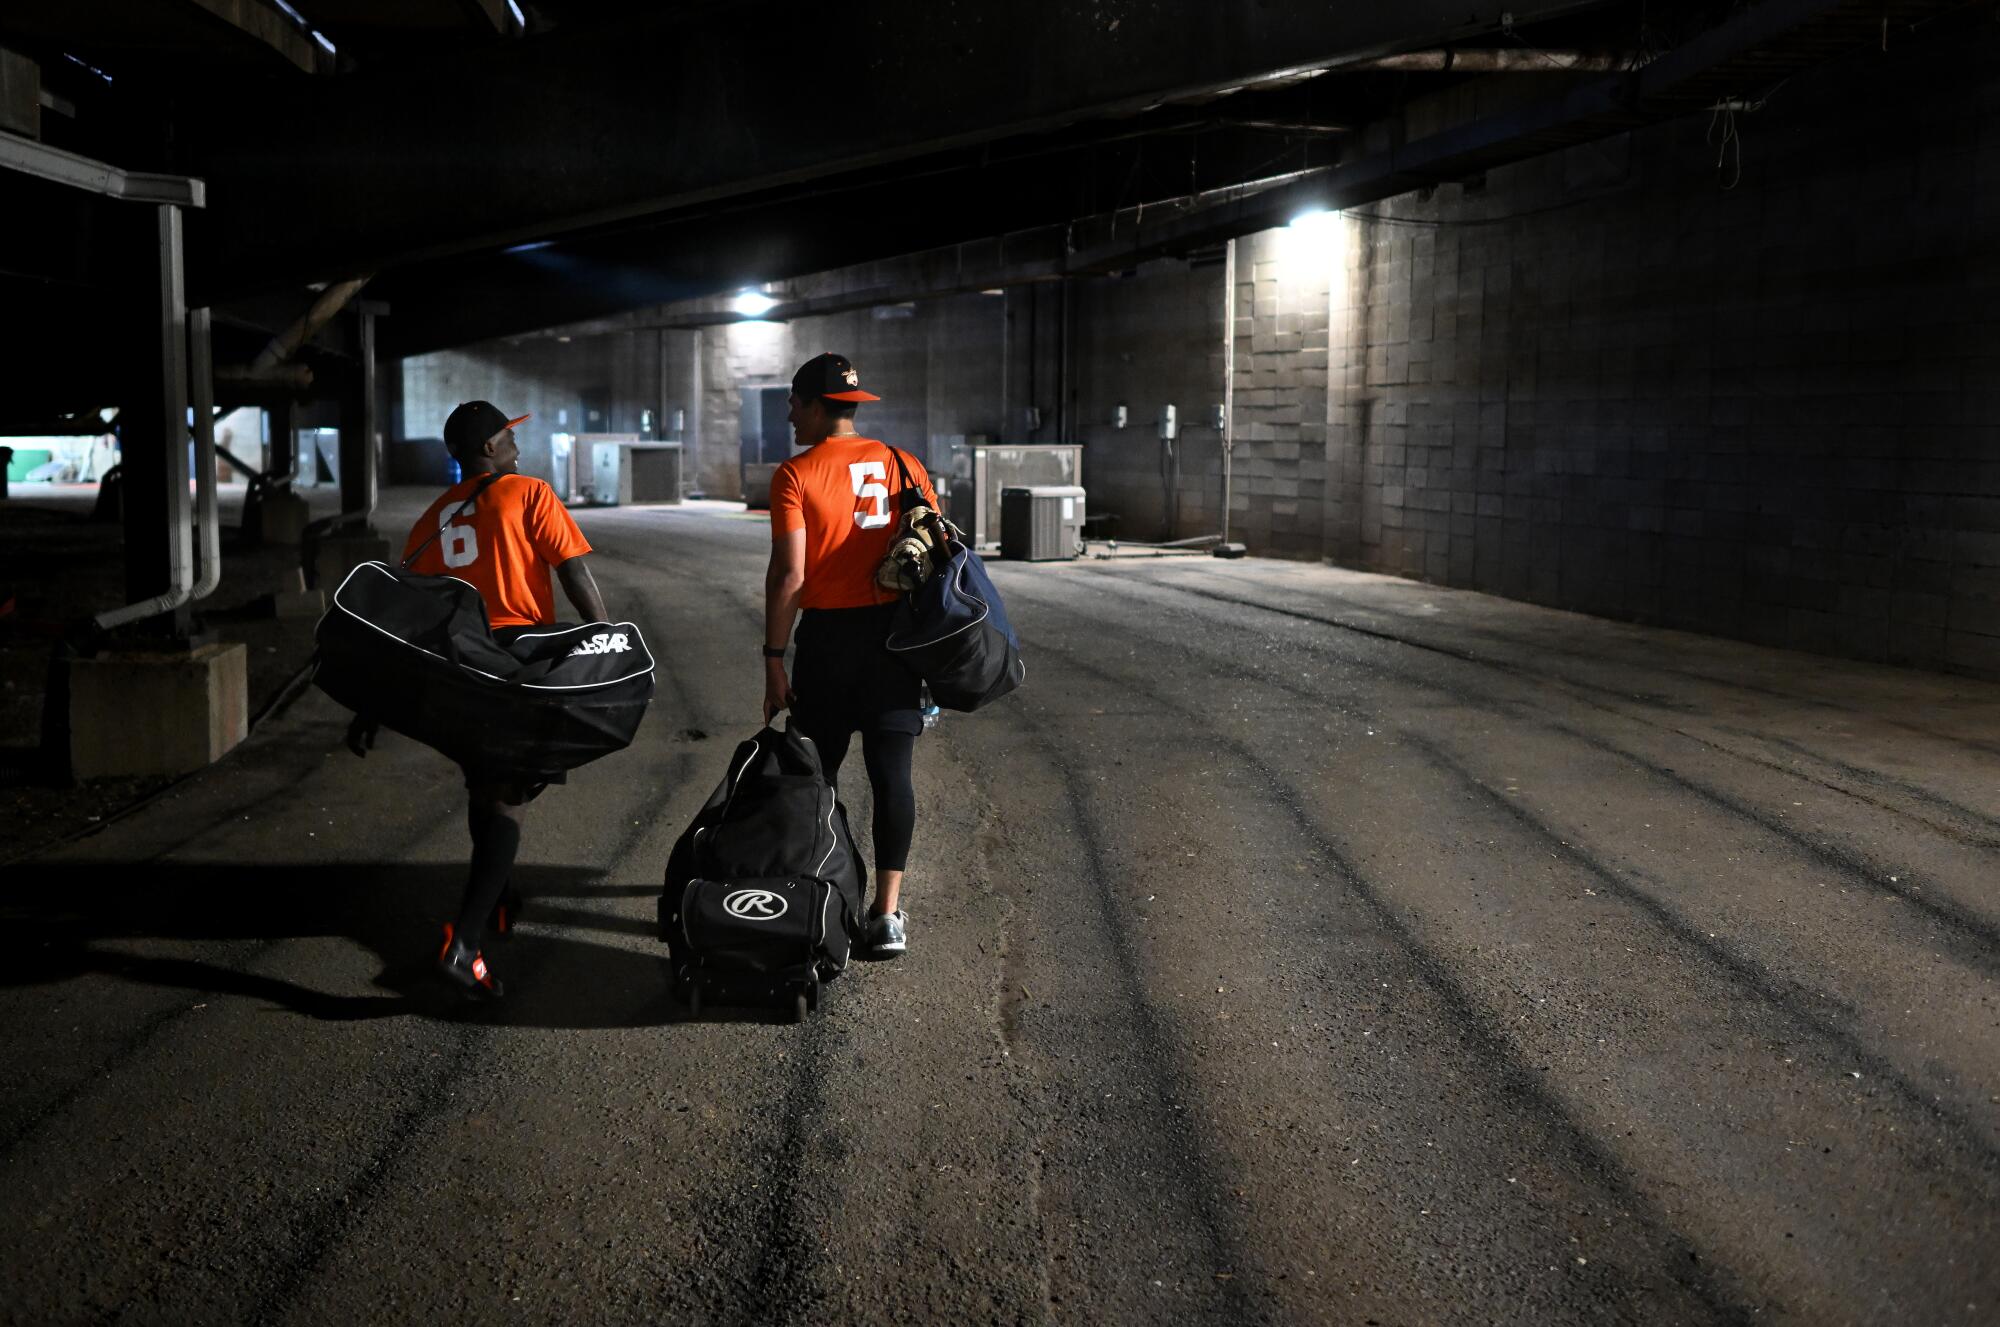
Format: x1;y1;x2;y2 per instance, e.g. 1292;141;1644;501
762;644;788;659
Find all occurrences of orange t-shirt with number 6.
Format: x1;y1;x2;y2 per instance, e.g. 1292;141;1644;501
770;436;939;610
402;473;592;628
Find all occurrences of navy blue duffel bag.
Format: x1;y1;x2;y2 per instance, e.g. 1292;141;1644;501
880;450;1025;713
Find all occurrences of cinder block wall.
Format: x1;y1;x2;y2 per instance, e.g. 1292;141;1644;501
1073;260;1226;542
1318;22;2000;675
400;333;663;485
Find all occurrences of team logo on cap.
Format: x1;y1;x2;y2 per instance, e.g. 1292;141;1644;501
842;366;860;386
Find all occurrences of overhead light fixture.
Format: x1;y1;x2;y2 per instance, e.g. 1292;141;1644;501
732;290;778;318
505;0;527;28
1289;207;1340;231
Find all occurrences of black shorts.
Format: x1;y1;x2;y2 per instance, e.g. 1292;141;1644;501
792;603;923;738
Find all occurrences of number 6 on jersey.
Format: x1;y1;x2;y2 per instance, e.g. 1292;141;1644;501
439;508;479;567
848;460;890;529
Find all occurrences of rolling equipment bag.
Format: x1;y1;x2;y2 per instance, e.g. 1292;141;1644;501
658;721;866;1021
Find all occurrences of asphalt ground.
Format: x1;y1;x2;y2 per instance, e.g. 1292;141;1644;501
3;490;1997;1325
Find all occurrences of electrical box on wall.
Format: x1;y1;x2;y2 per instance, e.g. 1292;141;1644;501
1113;404;1128;430
1210;404;1226;432
1159;404;1177;441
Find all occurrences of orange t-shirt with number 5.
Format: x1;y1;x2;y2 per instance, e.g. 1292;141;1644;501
771;436;939;610
402;472;592;628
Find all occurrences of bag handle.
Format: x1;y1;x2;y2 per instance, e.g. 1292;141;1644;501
400;471;504;570
885;446;925;514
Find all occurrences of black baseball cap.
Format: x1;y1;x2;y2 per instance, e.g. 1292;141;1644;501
443;400;531;457
791;352;880;402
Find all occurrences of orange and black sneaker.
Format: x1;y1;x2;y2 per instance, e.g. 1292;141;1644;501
437;923;504;1000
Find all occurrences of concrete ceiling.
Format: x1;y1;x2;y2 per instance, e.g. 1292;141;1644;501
0;0;1980;404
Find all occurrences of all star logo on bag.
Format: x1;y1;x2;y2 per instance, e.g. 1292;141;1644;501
723;888;788;921
567;631;632;657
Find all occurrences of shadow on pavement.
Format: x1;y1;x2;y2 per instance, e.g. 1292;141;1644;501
0;861;755;1030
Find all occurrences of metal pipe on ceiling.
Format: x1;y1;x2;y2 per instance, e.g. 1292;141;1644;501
245;273;372;377
1341;50;1638;73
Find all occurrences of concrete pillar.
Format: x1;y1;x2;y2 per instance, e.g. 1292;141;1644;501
68;643;249;779
339;307;377;518
268;395;297;484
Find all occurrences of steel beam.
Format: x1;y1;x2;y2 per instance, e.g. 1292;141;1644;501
0;127;205;207
1059;0;1939;274
188;0;1611;297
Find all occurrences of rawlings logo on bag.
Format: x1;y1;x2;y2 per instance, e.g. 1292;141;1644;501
567;631;631;657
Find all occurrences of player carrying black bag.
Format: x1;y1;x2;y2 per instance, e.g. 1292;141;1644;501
319;400;649;1002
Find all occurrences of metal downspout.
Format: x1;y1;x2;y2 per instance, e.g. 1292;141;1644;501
1221;237;1237;546
95;206;205;632
188;306;221;600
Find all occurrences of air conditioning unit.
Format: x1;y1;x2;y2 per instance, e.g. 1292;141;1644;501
999;485;1085;561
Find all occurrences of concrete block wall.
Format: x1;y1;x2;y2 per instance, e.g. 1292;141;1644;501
1316;20;2000;676
400;333;667;488
1073;260;1226;541
688;296;1004;500
409;296;1006;503
1234;229;1331;560
1067;234;1332;556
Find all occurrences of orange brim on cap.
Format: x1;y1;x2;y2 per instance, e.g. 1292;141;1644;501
822;390;880;402
506;413;532;427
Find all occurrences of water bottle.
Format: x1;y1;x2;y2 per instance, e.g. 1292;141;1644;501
920;682;941;731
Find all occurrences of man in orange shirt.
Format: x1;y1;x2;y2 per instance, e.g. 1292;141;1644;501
763;353;937;957
401;400;608;999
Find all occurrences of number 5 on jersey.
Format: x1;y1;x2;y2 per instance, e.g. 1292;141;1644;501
439;507;478;567
848;460;891;529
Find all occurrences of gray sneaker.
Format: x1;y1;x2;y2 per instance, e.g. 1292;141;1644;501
866;909;908;956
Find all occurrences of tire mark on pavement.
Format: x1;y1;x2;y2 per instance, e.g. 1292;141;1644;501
1125;571;2000;764
1179;567;2000;759
1706;724;2000;849
1020;584;2000;1154
1013;707;1280;1325
1018;629;1766;1323
1051;572;2000;973
1405;733;2000;1169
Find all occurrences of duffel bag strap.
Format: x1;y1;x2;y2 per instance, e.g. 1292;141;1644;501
400;471;505;570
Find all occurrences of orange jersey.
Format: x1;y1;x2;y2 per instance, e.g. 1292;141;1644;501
402;473;592;629
771;436;939;610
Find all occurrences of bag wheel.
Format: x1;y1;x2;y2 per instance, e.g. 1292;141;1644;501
686;982;704;1016
791;989;809;1024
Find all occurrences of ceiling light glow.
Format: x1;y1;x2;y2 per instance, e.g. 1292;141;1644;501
732;290;778;318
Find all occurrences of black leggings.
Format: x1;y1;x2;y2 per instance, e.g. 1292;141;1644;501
804;726;917;873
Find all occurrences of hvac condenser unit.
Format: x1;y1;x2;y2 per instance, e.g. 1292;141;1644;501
999;485;1085;561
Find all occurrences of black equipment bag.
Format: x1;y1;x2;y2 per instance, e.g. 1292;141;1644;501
880;449;1025;712
314;561;655;775
659;722;867;1005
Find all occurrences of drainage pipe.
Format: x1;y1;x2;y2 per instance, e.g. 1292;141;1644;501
188;307;221;600
94;213;211;632
1343;50;1634;73
248;275;370;377
1220;237;1237;546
